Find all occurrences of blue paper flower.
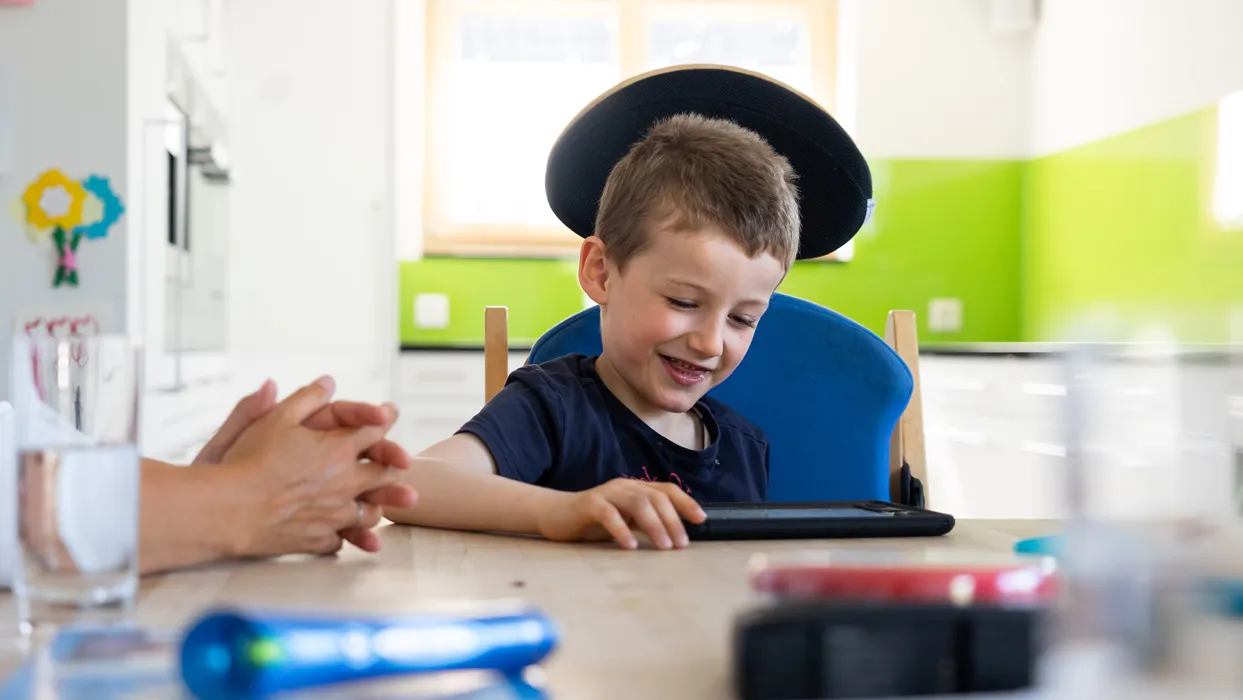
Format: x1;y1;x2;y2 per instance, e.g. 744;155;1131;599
74;175;125;240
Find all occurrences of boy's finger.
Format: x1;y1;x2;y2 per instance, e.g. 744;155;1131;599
649;492;690;548
592;502;637;550
193;380;276;465
627;498;673;550
656;483;706;523
274;376;337;424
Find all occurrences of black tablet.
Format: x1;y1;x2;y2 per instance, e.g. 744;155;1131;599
684;501;955;541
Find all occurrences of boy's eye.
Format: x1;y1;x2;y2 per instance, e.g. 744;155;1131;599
666;297;696;309
731;315;758;328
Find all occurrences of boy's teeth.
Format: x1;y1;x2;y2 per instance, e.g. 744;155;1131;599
668;357;705;372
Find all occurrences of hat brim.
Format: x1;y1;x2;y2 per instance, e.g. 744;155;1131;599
544;64;872;260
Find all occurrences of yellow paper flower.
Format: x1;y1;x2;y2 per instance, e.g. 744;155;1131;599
21;168;87;230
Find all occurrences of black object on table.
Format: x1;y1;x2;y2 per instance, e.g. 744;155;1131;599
733;600;1042;699
684;501;955;541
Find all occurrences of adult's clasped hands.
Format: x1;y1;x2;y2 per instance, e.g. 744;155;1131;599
192;376;418;559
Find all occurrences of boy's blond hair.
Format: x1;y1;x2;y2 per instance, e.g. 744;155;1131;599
594;113;800;270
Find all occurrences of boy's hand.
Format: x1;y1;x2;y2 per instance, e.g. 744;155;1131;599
535;479;706;550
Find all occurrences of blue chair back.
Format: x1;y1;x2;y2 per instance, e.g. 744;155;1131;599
526;292;913;502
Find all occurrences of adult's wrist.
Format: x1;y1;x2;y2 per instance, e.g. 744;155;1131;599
137;459;251;574
198;459;265;561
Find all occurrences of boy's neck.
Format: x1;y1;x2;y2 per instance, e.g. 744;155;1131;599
593;354;704;449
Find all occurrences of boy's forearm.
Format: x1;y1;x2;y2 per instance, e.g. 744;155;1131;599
384;457;563;535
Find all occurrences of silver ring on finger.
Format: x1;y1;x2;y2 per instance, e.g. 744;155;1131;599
356;500;366;526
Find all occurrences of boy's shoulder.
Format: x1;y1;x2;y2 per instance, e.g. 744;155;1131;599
699;394;769;449
503;354;600;402
509;353;594;383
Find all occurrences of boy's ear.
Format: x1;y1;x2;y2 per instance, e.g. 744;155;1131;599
578;236;610;305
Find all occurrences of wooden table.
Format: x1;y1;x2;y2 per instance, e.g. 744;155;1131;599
0;520;1059;699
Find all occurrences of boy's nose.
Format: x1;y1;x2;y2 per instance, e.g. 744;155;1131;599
687;320;724;360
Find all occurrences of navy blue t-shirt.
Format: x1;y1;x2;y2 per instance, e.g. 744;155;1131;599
457;354;768;503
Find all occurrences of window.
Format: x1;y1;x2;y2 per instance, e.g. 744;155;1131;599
1213;89;1243;230
419;0;839;257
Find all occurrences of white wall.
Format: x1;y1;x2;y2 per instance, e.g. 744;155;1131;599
1029;0;1243;155
0;0;398;447
123;0;233;395
128;0;177;391
225;0;396;403
394;0;426;262
842;0;1243;158
842;0;1032;159
0;0;130;401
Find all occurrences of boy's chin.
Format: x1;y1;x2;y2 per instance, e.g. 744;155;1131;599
645;384;709;414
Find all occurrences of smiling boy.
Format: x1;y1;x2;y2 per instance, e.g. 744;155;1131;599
384;111;799;550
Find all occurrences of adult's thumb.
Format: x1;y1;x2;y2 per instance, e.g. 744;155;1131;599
191;379;277;465
274;375;337;424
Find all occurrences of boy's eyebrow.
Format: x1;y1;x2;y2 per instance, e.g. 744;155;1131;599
666;278;708;292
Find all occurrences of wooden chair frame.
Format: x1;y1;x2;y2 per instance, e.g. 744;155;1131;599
483;305;928;504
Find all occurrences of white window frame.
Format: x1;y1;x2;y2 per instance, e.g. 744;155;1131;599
1213;89;1243;231
398;0;843;260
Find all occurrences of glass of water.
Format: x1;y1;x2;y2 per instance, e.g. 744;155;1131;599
10;334;141;633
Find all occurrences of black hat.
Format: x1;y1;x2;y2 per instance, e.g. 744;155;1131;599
544;65;873;260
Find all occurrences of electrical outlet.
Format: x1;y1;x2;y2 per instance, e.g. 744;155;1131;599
414;293;450;329
927;298;963;333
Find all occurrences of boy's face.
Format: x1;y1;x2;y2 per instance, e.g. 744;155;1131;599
580;221;786;416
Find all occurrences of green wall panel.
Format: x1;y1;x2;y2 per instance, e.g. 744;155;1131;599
780;159;1023;343
399;257;583;347
1022;106;1243;342
400;158;1025;346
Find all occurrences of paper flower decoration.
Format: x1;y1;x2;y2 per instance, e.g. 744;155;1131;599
74;175;125;240
9;197;52;242
52;228;82;288
21;168;86;230
79;194;104;228
14;168;126;288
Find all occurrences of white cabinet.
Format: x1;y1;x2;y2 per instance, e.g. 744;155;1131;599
394;351;528;455
921;351;1241;520
140;380;240;464
921;354;1067;519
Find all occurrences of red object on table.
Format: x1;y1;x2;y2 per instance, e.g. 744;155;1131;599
749;561;1060;606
